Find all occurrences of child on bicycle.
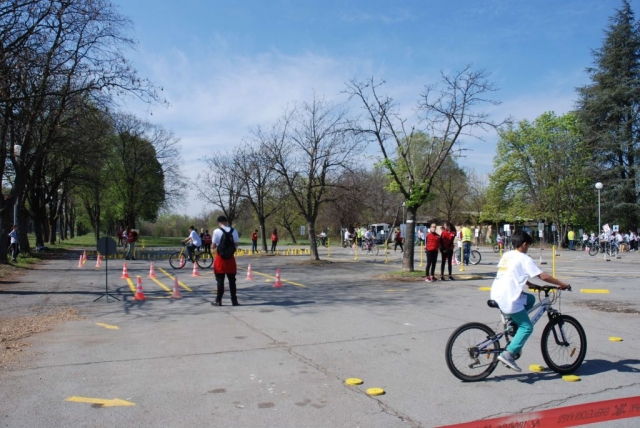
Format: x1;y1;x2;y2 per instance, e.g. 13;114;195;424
491;230;570;372
182;225;202;263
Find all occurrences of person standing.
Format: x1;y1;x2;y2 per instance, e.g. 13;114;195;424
125;227;138;260
8;225;19;262
440;221;456;281
394;227;403;252
202;229;212;255
424;223;440;282
270;228;278;253
461;224;473;265
211;216;240;306
567;229;575;251
417;228;425;247
251;229;258;253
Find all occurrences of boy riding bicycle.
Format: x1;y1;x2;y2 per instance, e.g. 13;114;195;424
491;230;570;372
182;225;202;263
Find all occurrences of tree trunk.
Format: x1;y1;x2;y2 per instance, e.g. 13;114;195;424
0;207;12;263
308;221;319;260
402;207;417;271
259;220;268;251
17;204;30;254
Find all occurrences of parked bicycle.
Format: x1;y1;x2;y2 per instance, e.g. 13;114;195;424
445;286;586;381
493;242;514;253
169;244;213;269
453;249;481;265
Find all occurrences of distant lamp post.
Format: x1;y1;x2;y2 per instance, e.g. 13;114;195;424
595;182;603;259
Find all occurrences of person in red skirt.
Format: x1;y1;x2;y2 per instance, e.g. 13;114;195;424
211;216;240;306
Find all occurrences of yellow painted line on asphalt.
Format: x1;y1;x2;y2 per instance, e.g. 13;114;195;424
95;323;119;330
238;267;306;288
580;289;610;294
478;287;492;291
149;277;172;293
125;277;136;293
157;267;194;292
65;396;135;407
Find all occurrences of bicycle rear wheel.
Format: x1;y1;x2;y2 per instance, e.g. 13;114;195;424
588;244;599;256
196;252;213;269
169;252;186;269
541;315;587;374
445;322;500;382
493;244;500;253
470;250;481;265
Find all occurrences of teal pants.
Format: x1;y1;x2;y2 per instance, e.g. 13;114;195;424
506;293;536;355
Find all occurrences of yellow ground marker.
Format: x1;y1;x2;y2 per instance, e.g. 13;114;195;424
157;267;194;292
366;388;385;396
529;364;545;372
562;375;581;382
65;396;135;407
580;289;610;294
125;277;136;293
609;337;623;342
478;287;491;291
345;378;363;385
95;323;119;330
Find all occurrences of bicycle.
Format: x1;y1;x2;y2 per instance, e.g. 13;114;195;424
361;240;379;256
493;242;513;253
587;240;601;256
169;244;213;269
445;286;586;382
315;235;328;248
453;248;481;265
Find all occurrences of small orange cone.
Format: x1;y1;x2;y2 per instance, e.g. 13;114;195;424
134;276;146;301
121;262;130;279
246;264;254;280
171;276;182;299
77;255;84;268
95;253;102;268
148;262;156;279
82;250;87;261
191;261;200;277
273;268;283;288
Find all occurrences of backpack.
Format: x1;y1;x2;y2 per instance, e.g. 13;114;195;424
216;227;236;259
203;233;212;245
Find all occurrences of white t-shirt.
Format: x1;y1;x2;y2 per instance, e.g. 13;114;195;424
344;230;351;240
8;230;18;244
490;250;543;314
212;226;239;246
189;230;202;247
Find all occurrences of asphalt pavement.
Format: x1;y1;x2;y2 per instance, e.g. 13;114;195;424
0;245;638;427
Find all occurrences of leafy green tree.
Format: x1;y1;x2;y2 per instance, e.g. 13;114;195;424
346;67;505;271
577;0;640;230
489;112;590;245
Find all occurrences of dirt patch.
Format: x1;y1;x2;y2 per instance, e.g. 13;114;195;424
376;274;424;282
573;300;640;314
292;259;337;266
0;307;81;369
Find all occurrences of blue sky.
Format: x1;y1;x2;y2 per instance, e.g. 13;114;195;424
114;0;633;216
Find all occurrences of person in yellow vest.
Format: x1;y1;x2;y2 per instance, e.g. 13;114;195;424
461;224;473;265
567;229;575;251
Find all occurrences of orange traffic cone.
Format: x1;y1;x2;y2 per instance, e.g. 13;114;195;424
134;276;146;301
77;255;84;268
148;262;157;279
191;261;200;277
246;264;254;280
273;268;283;288
95;253;102;268
121;262;130;279
82;250;87;261
171;276;182;299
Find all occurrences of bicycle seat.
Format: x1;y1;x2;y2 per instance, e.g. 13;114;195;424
487;300;500;309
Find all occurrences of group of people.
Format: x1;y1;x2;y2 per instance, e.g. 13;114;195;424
249;228;279;253
343;227;377;249
422;222;474;282
580;229;638;251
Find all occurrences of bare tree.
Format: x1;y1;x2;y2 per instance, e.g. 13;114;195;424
346;67;506;271
261;95;363;260
195;151;245;225
432;157;469;222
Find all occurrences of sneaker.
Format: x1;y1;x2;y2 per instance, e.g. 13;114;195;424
424;276;432;282
498;351;522;372
440;276;446;281
432;276;437;281
449;275;455;281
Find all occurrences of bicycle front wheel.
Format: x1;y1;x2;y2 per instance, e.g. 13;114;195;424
493;244;500;253
196;252;213;269
588;244;598;256
169;252;186;269
470;250;481;265
541;315;587;374
445;322;500;382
